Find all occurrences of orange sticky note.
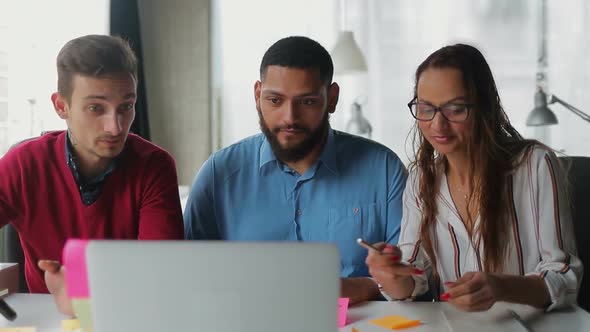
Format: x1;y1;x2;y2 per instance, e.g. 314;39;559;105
369;315;421;330
351;328;360;332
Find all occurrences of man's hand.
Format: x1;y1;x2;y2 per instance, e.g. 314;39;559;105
442;272;500;312
38;260;73;316
340;277;380;305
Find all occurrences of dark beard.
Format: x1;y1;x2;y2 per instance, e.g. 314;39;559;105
259;111;330;163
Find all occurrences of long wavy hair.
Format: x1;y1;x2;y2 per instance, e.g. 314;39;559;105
409;44;538;277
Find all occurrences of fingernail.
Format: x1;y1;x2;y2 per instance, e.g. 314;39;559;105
413;268;424;275
441;293;450;301
444;282;454;286
385;244;394;249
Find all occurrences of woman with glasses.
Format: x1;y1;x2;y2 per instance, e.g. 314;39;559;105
365;44;581;312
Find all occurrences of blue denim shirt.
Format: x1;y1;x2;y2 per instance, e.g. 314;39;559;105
184;128;407;277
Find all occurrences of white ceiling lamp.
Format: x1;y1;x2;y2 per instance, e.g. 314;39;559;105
331;0;367;74
525;0;589;127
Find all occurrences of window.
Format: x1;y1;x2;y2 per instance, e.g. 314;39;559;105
1;0;109;157
0;0;109;259
211;0;337;149
213;0;590;158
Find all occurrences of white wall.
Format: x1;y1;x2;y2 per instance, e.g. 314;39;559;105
139;0;211;185
4;0;109;152
346;0;590;160
213;0;338;148
214;0;590;162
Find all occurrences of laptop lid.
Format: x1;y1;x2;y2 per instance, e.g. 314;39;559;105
86;241;340;332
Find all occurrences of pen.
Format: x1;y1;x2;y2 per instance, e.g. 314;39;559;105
356;238;381;254
509;309;533;332
0;298;17;321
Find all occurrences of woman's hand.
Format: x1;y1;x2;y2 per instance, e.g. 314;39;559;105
444;272;552;311
442;272;500;312
365;242;423;300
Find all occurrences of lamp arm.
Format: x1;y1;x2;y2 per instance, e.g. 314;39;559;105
548;95;590;122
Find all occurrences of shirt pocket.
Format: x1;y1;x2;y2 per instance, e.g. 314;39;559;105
328;202;381;266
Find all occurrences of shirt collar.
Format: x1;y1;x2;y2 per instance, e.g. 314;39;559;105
65;130;119;185
259;135;276;170
317;128;339;175
258;127;339;175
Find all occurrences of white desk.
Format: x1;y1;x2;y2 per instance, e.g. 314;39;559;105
1;294;589;331
342;301;590;331
0;294;69;331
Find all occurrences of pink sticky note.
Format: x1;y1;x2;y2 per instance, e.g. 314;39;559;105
337;297;350;327
62;239;90;298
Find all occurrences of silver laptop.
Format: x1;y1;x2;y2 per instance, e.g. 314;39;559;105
86;241;340;332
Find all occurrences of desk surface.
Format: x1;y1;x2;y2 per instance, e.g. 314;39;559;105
0;294;69;331
1;294;589;331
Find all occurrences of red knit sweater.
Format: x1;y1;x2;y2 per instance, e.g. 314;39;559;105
0;131;184;293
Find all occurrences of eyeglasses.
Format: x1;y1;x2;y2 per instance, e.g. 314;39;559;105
407;98;473;122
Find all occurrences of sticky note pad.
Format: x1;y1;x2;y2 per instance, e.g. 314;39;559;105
62;239;90;298
0;328;36;332
337;297;350;327
62;318;81;331
369;315;421;330
352;328;360;332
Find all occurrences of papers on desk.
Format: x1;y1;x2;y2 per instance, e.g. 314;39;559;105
0;318;81;332
441;304;541;332
339;298;422;330
347;303;539;331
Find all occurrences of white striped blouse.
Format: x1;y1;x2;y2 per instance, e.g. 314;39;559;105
398;146;582;311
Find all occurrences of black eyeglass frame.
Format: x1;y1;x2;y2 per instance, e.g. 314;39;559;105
407;98;474;122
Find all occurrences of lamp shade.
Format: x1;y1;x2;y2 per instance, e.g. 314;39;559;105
331;31;367;74
526;90;558;126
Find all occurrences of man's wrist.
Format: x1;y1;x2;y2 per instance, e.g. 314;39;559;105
341;277;381;303
491;273;507;302
366;277;398;301
363;277;382;300
378;276;416;301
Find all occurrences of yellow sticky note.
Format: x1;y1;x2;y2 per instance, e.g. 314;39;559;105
351;328;360;332
62;319;81;331
0;328;36;332
369;315;421;330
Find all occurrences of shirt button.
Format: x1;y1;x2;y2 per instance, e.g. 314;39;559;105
296;209;302;216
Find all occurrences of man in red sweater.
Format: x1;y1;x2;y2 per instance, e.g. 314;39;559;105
0;35;184;314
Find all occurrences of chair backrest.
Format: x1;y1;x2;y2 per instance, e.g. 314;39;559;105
560;156;590;311
2;224;28;292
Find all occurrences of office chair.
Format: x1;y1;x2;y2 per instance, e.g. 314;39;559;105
2;224;27;292
560;156;590;311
